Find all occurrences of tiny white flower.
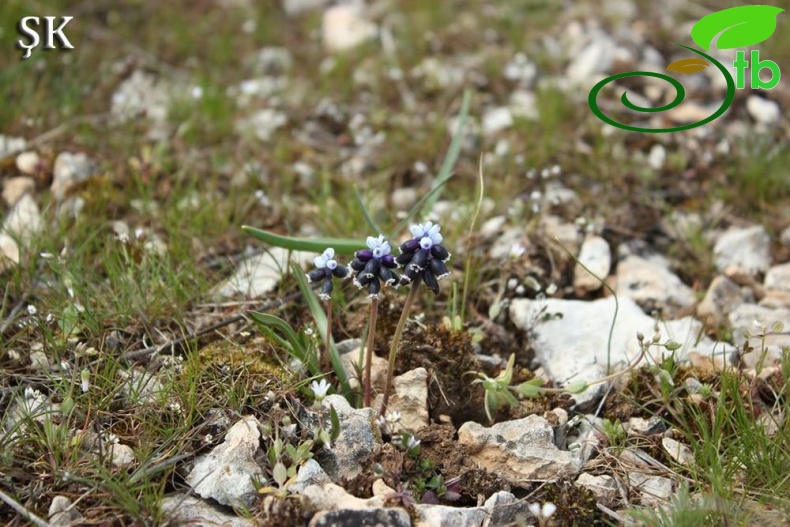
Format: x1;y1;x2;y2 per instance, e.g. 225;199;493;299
204;433;214;444
27;305;37;315
80;369;90;393
406;436;421;450
386;410;402;424
190;86;203;99
529;501;557;520
545;283;558;295
310;379;331;399
509;243;526;259
40;252;55;259
134;227;145;240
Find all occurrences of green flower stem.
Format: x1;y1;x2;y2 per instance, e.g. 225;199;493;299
363;297;379;407
324;299;332;374
380;282;420;415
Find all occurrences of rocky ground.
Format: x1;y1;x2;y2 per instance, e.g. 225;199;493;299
1;0;789;526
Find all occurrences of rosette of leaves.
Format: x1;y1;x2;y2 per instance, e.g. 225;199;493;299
396;221;451;294
349;235;400;298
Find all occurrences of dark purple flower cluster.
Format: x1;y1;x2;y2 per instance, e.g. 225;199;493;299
349;235;400;299
396;221;451;295
306;248;350;300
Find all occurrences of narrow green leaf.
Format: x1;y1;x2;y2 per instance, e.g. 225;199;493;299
249;312;318;373
329;404;341;442
292;265;351;394
393;89;472;233
516;378;545;398
353;184;382;234
242;226;365;255
691;5;783;50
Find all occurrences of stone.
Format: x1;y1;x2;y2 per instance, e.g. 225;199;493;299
483;491;529;527
15;151;42;175
317;395;376;482
573;235;612;294
301;482;386;511
765;263;790;293
697;275;752;326
728;304;790;361
111;70;172;140
489;227;526;260
336;339;387;392
212;247;312;299
627;473;674;506
415;503;486;527
714;225;771;276
575;473;620;507
647;144;666;170
2;193;42;246
626;416;666;437
781;225;790;248
29;350;50;370
0;135;27;157
615;253;696;316
236;108;288;142
52;152;96;199
186;416;264;508
161;493;256;527
503;53;537;85
322;4;377;53
0;233;19;271
290;459;332;494
509;296;733;408
49;496;84;526
110;443;136;467
482;106;514;135
746;95;780;125
509;90;539;120
566;36;615;84
391;187;418;211
2;176;35;206
412;57;466;91
309;508;411;527
389;367;430;432
540;215;582;255
479;215;507;239
666;102;717;124
661;437;692;466
282;0;328;16
458;415;581;484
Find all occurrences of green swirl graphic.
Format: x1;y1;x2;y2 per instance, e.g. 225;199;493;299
588;44;736;133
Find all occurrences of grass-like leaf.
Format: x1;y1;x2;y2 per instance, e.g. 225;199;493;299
241;226;365;255
392;88;472;234
353;183;382;234
249;311;319;374
292;264;351;395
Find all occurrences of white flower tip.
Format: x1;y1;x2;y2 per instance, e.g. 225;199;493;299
542;502;557;518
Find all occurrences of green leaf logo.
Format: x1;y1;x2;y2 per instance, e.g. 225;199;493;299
666;57;710;74
691;5;783;50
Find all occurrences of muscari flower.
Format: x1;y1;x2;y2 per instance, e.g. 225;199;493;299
396;221;451;294
349;235;399;299
306;247;350;300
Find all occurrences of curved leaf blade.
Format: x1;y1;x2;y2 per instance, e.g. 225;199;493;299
691;5;783;50
242;226;365;255
666;58;709;74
